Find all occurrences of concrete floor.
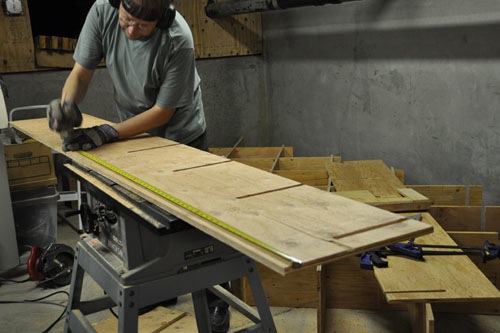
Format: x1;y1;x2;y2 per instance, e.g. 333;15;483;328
1;203;499;333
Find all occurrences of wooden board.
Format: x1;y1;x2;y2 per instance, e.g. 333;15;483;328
374;212;500;304
428;206;483;231
329;160;432;212
11;115;432;276
429;205;500;232
93;307;188;332
229;156;340;188
209;146;294;158
408;185;483;206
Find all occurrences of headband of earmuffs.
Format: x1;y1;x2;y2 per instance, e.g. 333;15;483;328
109;0;176;29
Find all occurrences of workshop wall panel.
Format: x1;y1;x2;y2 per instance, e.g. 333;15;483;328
0;0;35;73
0;0;262;72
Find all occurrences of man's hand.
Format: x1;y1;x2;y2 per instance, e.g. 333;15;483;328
63;124;119;151
47;99;83;133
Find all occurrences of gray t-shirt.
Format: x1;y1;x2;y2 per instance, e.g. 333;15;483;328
74;0;205;144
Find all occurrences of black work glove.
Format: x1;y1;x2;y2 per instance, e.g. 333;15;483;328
62;124;119;151
47;99;83;133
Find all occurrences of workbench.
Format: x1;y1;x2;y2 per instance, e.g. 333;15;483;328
11;114;433;332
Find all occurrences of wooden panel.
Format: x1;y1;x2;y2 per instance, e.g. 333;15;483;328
374;212;500;304
2;1;261;72
34;35;79;68
274;169;329;187
0;0;35;73
329;160;431;212
175;0;262;58
485;206;500;232
330;160;404;196
209;146;293;158
243;263;318;307
11;115;432;276
428;206;483;231
276;157;339;170
93;306;188;332
36;35;78;52
227;156;340;188
408;185;483;206
231;157;275;171
469;185;483;206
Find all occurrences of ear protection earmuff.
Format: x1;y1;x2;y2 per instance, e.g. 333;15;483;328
109;0;176;30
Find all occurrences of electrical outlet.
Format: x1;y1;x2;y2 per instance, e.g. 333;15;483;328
3;0;23;16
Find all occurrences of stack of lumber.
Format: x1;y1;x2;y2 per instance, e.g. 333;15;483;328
210;144;432;212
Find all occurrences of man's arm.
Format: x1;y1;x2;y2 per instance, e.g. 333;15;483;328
113;105;176;139
62;62;95;104
47;62;94;133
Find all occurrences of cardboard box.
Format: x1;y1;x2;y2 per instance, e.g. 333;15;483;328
4;141;57;190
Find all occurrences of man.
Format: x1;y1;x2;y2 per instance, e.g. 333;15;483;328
48;0;207;152
47;1;229;332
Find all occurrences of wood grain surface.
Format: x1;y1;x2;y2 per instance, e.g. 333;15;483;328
11;115;433;275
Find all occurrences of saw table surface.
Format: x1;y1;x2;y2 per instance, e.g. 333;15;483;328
11;114;432;275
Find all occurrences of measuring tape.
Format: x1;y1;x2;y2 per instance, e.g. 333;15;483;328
78;150;302;267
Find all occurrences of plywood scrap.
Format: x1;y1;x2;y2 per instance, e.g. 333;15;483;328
374;213;500;304
328;160;431;212
329;160;404;196
93;306;188;332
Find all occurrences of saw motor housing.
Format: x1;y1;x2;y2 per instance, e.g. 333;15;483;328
27;243;75;287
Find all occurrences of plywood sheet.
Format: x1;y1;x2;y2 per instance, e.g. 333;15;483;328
329;160;432;211
374;212;500;303
93;306;187;332
11;115;432;275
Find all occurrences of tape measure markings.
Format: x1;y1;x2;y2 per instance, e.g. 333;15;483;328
78;150;302;266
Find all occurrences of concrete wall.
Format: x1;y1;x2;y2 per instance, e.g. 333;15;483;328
3;0;500;205
263;0;500;205
2;56;266;147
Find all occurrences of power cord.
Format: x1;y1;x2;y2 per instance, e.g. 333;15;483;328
0;277;30;283
0;290;70;332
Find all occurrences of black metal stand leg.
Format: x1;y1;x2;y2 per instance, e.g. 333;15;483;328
192;289;212;333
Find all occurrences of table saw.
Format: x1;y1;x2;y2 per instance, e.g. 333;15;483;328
64;163;275;332
10;114;433;332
